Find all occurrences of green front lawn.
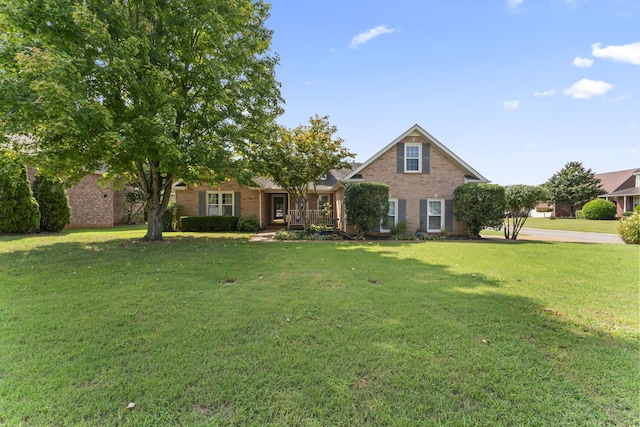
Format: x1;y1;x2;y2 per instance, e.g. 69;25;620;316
1;228;638;426
523;217;619;234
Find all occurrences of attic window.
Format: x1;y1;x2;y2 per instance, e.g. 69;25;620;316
405;143;421;173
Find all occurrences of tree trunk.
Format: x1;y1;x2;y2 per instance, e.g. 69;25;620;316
145;205;164;241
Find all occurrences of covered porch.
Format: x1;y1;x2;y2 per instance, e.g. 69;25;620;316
259;191;340;229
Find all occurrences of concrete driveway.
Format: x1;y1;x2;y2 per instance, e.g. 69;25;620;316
514;227;624;244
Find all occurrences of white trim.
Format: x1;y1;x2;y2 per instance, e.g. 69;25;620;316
426;198;444;232
206;191;234;216
380;198;398;232
343;124;489;182
404;142;422;173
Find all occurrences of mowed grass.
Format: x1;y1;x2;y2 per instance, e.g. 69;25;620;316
524;217;619;234
0;227;638;426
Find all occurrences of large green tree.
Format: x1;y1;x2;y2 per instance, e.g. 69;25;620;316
543;162;605;218
256;115;354;231
0;0;282;240
503;184;545;240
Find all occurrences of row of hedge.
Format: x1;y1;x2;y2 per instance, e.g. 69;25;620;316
179;215;260;232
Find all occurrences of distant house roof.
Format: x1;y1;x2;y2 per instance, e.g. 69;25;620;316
595;168;640;194
343;124;489;182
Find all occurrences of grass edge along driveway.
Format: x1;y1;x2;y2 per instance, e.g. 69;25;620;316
0;229;638;426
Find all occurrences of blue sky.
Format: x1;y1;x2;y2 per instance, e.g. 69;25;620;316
266;0;639;185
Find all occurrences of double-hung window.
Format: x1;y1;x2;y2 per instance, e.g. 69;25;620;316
405;143;421;173
207;192;234;216
381;198;398;232
427;199;444;232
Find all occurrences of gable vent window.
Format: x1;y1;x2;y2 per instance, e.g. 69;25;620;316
405;143;421;173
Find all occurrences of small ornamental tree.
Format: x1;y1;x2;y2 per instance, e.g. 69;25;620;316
257;115;354;231
581;199;616;220
0;150;40;233
453;183;505;238
503;184;545;240
32;174;71;232
345;182;389;237
543;162;605;217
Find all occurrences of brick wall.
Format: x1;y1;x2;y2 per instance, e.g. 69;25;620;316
359;132;468;235
175;180;260;219
65;174;115;228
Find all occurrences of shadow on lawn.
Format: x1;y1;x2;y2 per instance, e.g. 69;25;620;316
1;237;637;425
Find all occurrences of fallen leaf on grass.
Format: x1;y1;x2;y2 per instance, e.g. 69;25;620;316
124;402;135;410
481;339;489;345
542;307;560;315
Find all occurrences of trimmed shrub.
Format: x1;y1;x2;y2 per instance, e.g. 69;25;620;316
274;229;342;241
345;182;389;237
162;202;180;232
618;213;640;244
575;210;584;219
0;151;40;234
453;183;505;238
32;175;71;232
237;216;260;232
180;215;238;232
635;205;640;213
582;199;616;220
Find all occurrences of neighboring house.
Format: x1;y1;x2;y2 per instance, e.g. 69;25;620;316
597;168;640;216
27;168;131;228
175;124;489;235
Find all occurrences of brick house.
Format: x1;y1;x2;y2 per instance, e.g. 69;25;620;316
175;124;489;235
27;168;132;228
597;168;640;217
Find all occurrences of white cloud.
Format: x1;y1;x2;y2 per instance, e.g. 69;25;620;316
562;79;613;99
572;56;593;68
503;100;520;110
534;89;556;98
592;42;640;65
349;26;396;49
507;0;524;11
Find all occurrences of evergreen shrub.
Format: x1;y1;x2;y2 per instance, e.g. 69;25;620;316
582;199;616;220
0;152;40;233
180;216;238;232
32;175;71;232
237;216;260;232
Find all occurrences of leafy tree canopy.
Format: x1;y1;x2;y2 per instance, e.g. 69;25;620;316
0;0;282;240
543;162;605;218
256;115;354;231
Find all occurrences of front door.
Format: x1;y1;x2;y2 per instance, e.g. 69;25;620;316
272;195;286;223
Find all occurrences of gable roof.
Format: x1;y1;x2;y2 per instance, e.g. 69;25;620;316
343;124;489;182
595;168;639;193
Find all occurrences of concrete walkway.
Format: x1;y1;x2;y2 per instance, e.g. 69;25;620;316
248;231;277;242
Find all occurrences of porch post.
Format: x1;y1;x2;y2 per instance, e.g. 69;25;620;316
258;190;263;228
